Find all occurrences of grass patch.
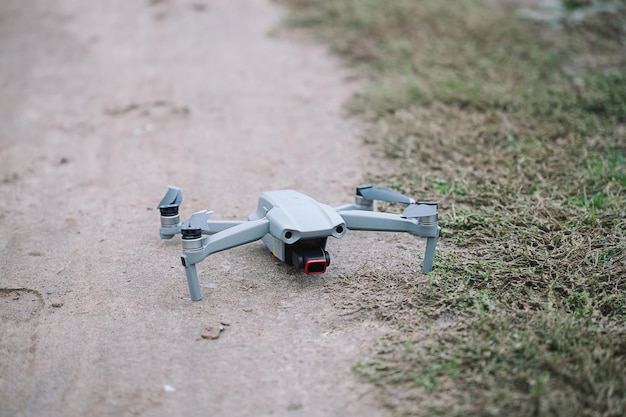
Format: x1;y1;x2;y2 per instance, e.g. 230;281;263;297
283;0;626;415
354;311;626;416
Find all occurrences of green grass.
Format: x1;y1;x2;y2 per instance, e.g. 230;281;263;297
283;0;626;415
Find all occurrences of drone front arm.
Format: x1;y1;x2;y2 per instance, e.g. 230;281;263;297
339;211;438;236
180;218;270;301
339;210;440;272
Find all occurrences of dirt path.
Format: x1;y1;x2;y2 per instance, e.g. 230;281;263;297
0;1;421;416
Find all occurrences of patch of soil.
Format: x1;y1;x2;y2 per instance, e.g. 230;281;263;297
0;1;411;416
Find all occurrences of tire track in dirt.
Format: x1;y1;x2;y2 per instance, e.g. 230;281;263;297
0;288;44;414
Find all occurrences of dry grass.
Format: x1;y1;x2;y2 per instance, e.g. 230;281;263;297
283;0;626;415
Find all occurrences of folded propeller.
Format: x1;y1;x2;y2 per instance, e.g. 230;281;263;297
181;210;213;239
158;185;183;217
356;184;415;204
355;184;437;220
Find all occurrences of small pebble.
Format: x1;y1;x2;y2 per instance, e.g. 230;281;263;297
200;321;229;339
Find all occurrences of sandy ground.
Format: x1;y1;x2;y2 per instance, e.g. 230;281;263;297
0;1;432;416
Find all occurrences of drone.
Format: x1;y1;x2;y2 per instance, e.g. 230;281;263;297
158;185;440;301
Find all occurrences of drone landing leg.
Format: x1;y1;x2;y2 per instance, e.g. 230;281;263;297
178;219;271;301
184;262;202;301
422;235;438;273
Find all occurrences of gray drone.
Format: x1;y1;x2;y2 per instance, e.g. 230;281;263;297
158;185;440;301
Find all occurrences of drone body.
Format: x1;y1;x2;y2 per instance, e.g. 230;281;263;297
248;190;346;274
158;185;440;301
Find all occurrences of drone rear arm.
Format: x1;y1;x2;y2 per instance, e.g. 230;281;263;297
180;218;270;301
161;220;246;239
204;220;247;234
339;210;440;272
